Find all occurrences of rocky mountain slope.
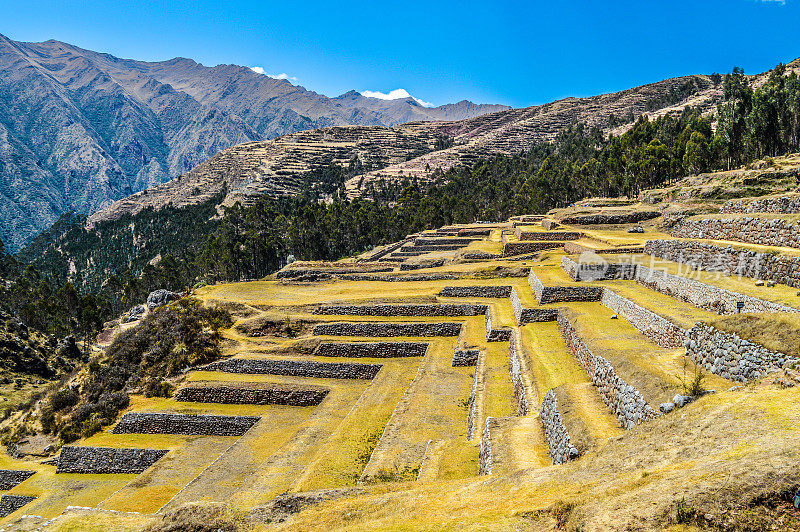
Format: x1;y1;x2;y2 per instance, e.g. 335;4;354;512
90;72;724;224
0;34;505;250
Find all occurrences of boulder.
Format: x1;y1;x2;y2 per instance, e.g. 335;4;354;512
672;394;693;408
659;402;675;414
147;290;177;310
125;304;146;323
627;226;645;233
56;336;81;360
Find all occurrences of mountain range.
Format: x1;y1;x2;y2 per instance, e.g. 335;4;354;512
89;73;724;226
0;34;507;250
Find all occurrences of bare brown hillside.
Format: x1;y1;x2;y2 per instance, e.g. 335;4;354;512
90;73;722;224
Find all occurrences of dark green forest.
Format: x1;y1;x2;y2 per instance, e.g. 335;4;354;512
2;64;800;346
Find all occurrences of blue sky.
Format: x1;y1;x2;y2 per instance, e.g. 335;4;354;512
2;0;799;108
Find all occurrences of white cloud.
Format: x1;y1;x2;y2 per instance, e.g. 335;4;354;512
250;67;298;83
360;88;434;108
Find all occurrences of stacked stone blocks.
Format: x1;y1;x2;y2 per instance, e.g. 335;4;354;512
314;341;428;358
56;446;169;474
0;495;36;517
557;313;659;429
645;239;800;288
600;289;685;348
314;304;486;316
540;389;580;465
0;470;34;490
684;324;798;382
204;358;382;379
112;413;260;436
175;384;328;406
313;322;462;337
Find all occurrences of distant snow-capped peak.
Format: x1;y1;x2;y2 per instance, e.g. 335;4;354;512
360;88;434;108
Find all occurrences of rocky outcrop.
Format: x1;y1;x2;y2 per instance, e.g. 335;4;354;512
684;324;798;382
557;312;659;429
0;495;36;517
56;446;168;474
0;470;34;490
313;304;486;317
112;413;261;436
540;390;579;465
125;304;146;323
314;341;428;358
313;322;462;337
203;358;382;379
146;289;177;310
645;239;800;287
174;384;329;406
600;288;684;348
635;264;798;314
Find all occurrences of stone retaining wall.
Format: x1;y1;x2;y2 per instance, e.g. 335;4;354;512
361;238;414;262
478;417;493;475
112;413;261;436
635;264;799;314
508;287;558;325
560;211;660;225
313;304;486;317
672;216;800;249
452;347;480;367
503;241;562;256
484;307;512;342
540;390;579;465
560;256;638;281
557;313;659;429
0;470;34;490
645;239;800;287
57;446;169;474
459;228;493;237
542;219;559;230
439;286;513;298
313;322;462;337
0;495;36;517
563;242;644;255
314;341;428;358
466;351;483;438
508;330;528;416
408;244;469;251
684;324;798;382
600;289;684;348
399;260;447;270
339;273;460;282
203;358;382;379
722;195;800;214
528;269;603;304
515;229;581;241
174;385;328;406
414;237;480;246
